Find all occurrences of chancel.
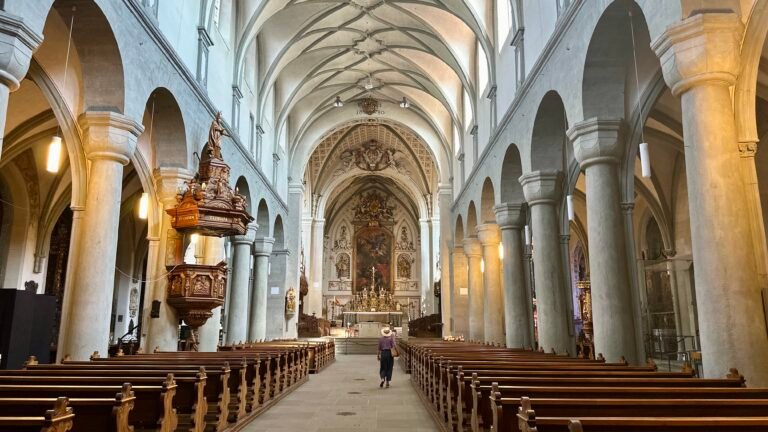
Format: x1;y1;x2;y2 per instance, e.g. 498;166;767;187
1;0;768;430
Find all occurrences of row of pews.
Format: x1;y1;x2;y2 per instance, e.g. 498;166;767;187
400;339;768;432
220;339;335;374
0;339;335;432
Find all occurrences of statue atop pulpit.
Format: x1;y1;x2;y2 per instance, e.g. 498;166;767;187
207;112;230;160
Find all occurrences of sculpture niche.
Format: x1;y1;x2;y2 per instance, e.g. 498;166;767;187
165;113;254;350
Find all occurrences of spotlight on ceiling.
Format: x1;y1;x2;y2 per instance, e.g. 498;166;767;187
334;96;344;108
46;135;62;173
399;97;410;109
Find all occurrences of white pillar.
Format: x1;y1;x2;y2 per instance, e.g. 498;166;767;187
56;206;85;362
520;171;571;354
463;237;484;342
569;118;639;363
249;237;274;340
494;203;532;348
198;237;226;352
477;223;504;344
0;14;41;158
284;182;306;338
431;216;441;316
419;218;432;314
438;184;453;334
653;13;768;384
308;219;324;316
451;244;469;337
143;168;193;353
63;112;142;360
226;225;256;343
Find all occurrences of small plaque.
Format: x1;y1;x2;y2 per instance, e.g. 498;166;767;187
459;287;469;296
270;287;280;295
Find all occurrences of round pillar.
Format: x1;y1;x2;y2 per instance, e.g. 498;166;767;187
226;225;257;343
462;237;484;342
477;223;504;344
249;237;274;341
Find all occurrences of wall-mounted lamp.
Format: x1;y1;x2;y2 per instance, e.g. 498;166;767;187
138;192;149;220
46;136;62;173
639;142;651;178
566;195;575;221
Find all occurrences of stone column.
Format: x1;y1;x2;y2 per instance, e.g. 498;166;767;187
198;237;225;351
143;168;193;352
308;219;325;316
63;112;142;360
226;225;256;344
477;223;504;344
419;218;433;314
0;13;42;158
438;184;453;334
463;237;484;342
520;171;571;354
249;237;274;341
568;119;638;363
494;203;531;348
451;245;469;337
653;13;768;384
55;206;85;362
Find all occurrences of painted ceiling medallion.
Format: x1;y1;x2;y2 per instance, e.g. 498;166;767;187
358;95;381;115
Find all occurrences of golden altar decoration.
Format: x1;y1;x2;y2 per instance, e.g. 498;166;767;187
165;113;253;349
576;279;594;359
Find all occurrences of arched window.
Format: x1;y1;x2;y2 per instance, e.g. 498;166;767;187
497;0;513;49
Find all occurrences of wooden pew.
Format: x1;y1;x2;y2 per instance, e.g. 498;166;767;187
0;384;136;432
511;397;768;432
0;397;74;432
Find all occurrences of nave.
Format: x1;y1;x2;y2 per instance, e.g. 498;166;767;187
242;354;438;432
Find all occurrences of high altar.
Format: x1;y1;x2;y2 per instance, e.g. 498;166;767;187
342;265;403;330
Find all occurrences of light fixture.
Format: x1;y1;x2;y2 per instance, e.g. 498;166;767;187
480;258;485;273
46;135;62;173
639;142;651;178
524;225;531;246
399;97;410;109
138;192;149;220
190;233;200;244
498;242;504;260
333;96;344;108
566;195;575;221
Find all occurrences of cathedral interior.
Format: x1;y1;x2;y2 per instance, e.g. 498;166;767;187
1;0;768;430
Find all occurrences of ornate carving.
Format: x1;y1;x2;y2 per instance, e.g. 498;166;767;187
739;141;758;158
341;140;396;172
396;226;415;250
353;190;394;223
24;280;38;293
129;287;139;318
332;225;352;251
166;262;227;328
166;113;253;237
285;287;297;315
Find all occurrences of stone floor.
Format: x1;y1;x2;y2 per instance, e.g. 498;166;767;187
241;354;439;432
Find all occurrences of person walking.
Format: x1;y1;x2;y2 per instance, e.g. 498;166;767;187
377;327;397;388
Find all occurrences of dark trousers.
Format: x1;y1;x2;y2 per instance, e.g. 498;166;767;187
379;349;394;381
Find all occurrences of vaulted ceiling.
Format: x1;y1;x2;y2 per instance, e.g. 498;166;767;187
236;0;494;181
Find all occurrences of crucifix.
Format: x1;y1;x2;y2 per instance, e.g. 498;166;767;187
370;265;376;291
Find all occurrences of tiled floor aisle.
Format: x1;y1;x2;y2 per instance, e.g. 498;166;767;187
241;354;439;432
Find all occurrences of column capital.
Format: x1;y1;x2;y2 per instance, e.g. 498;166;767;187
0;13;43;91
652;12;743;96
494;203;525;229
462;237;483;257
253;237;275;256
568;118;624;168
78;111;143;164
312;218;325;228
233;224;258;245
153;167;194;205
620;202;635;214
520;170;562;205
453;245;466;256
560;234;570;244
288;181;305;194
476;223;501;246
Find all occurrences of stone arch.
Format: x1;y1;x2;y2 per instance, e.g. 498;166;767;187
141;87;187;168
235;176;252;215
255;199;270;238
480;177;496;223
273;215;285;249
454;215;464;244
530;91;568;171
581;0;655;120
500;144;524;203
466;201;478;237
51;0;125;113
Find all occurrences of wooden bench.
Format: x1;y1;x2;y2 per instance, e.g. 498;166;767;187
0;397;74;432
0;384;136;432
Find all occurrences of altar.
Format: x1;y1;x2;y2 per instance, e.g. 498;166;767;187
343;311;403;328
